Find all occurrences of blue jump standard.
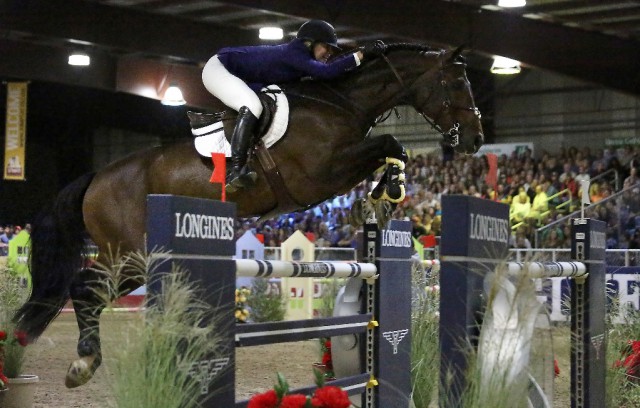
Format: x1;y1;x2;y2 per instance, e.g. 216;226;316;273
439;195;606;408
145;194;414;408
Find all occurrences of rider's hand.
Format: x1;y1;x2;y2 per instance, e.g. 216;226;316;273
360;40;386;59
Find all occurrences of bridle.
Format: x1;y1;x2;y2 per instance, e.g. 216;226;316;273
381;52;481;148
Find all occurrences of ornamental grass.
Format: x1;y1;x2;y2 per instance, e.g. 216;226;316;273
87;248;225;408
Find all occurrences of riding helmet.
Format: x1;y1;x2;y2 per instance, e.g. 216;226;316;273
296;20;340;49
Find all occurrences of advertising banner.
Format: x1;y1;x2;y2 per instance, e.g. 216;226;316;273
4;82;28;181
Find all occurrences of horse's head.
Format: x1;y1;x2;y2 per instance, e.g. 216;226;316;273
408;46;484;154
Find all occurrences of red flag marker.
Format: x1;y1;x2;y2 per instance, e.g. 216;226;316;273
484;153;498;201
210;153;226;202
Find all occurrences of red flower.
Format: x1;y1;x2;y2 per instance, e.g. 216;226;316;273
247;389;278;408
279;394;309;408
0;331;6;341
324;340;331;350
311;386;351;408
554;359;560;377
0;373;8;386
14;330;28;347
322;352;332;368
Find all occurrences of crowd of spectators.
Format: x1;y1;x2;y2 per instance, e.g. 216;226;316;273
234;144;640;251
0;224;30;256
1;146;639;256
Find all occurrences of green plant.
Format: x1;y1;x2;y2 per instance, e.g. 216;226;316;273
411;260;440;408
248;278;286;322
0;266;29;379
316;279;345;319
236;287;251;323
606;291;640;408
89;249;226;408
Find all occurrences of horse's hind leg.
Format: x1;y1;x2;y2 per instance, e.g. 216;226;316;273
65;267;106;388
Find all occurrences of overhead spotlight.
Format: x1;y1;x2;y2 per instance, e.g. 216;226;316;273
490;56;521;75
498;0;526;7
259;26;284;40
161;84;186;106
68;53;90;66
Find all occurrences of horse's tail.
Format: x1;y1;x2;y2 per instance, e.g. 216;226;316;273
13;172;95;340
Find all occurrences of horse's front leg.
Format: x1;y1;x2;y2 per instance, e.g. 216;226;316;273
336;134;407;227
65;268;106;388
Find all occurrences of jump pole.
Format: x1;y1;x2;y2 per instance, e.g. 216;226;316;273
438;195;606;408
145;194;414;407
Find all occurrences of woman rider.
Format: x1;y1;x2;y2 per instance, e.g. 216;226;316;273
202;19;385;193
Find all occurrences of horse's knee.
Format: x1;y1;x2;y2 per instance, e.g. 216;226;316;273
379;134;407;162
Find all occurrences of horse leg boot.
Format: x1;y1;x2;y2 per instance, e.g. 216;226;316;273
226;106;258;193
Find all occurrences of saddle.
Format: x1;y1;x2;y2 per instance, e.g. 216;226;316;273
188;86;301;212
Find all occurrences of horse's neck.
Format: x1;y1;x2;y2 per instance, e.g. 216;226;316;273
288;53;438;122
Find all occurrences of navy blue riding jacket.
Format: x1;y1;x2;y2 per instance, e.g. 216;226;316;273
217;39;358;91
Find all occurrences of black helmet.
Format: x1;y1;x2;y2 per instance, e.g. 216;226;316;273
296;20;340;49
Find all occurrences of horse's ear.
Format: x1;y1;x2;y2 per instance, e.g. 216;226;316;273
447;44;466;63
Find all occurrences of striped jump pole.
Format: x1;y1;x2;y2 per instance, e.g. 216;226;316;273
438;195;605;408
145;194;413;408
504;261;587;278
235;259;377;279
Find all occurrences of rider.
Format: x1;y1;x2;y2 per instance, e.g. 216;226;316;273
202;19;386;193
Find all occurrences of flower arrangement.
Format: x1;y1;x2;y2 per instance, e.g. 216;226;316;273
319;338;335;380
236;286;251;323
0;329;28;389
248;372;350;408
613;340;640;382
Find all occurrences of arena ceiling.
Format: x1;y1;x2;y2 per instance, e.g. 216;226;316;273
1;0;640;109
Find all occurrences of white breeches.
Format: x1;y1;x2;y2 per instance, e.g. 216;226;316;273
202;56;263;118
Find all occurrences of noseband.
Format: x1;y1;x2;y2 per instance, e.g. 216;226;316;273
381;52;481;148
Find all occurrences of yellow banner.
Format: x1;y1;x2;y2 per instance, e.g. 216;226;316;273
4;82;28;181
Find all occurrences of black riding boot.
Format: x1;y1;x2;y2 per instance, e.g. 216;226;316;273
226;106;259;193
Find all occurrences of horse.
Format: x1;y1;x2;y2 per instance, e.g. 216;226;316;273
14;43;483;387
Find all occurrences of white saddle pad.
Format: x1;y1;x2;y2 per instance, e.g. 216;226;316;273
193;85;289;158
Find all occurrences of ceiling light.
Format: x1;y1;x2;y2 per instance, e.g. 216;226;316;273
68;53;90;66
161;85;186;106
490;56;521;75
498;0;526;7
259;26;283;40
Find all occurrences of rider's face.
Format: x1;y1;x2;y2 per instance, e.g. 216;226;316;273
313;42;332;63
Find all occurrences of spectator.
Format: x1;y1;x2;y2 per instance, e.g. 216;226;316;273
510;228;532;251
574;164;590;185
0;226;14;256
624;167;639;189
590;182;605;203
411;215;428;239
510;191;531;224
335;225;356;248
528;185;549;223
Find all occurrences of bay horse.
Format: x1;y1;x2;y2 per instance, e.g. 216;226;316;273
14;43;483;387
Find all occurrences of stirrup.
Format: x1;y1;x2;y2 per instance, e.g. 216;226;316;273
225;164;257;193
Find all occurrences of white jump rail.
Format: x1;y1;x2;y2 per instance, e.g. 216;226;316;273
235;259;377;279
505;261;586;278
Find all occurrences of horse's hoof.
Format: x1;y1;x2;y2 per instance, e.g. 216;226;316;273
374;200;394;230
65;358;94;388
